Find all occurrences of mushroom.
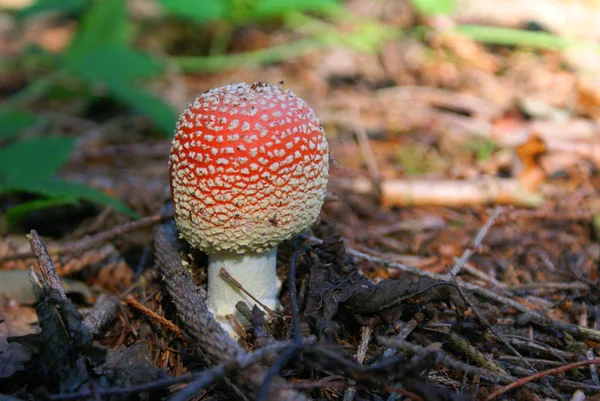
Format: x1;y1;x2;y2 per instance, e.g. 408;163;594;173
169;82;329;335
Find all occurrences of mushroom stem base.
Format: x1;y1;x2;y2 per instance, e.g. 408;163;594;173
207;247;281;333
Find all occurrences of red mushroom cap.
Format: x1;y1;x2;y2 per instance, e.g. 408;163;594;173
169;82;329;254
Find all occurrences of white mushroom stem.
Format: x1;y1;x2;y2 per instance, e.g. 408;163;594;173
207;247;282;330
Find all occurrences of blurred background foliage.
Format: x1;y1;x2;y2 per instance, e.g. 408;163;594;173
0;0;593;227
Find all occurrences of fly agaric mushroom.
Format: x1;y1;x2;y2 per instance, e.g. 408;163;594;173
169;82;329;334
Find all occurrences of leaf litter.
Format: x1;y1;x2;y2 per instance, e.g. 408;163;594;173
2;0;600;400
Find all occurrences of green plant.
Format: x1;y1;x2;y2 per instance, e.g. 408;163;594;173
0;119;136;225
409;0;455;16
464;137;497;162
11;0;176;134
396;141;448;177
1;0;392;224
160;0;344;56
0;0;176;223
409;0;600;53
158;0;341;27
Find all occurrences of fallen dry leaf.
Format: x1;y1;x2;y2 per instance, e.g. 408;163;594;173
0;295;38;379
515;134;548;190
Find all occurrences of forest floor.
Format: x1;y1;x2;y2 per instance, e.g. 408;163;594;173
1;0;600;400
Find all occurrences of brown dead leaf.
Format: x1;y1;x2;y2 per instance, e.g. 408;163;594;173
515;134;548;191
58;244;120;276
0;296;38;378
94;259;133;292
0;235;32;270
576;76;600;122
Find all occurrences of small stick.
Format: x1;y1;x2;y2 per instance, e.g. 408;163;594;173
350;114;380;181
445;265;560;397
219;268;274;315
27;229;66;300
508;282;590;292
343;177;543;208
383;318;419;358
450;206;503;276
460;261;508;290
486;359;600;400
125;295;183;339
343;326;372;401
588;350;600;387
377;336;517;384
385;387;425;401
83;294;120;336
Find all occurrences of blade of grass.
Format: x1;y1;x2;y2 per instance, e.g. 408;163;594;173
454;25;582;50
173;38;326;73
6;197;80;226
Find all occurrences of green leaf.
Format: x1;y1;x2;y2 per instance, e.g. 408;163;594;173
17;0;89;19
249;0;340;20
66;0;131;62
409;0;454;16
12;179;137;218
112;86;177;136
6;196;79;226
0;111;40;141
0;137;75;189
66;46;162;87
158;0;226;24
340;22;399;53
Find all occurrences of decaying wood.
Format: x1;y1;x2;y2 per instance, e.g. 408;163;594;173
27;230;120;336
341;177;543;207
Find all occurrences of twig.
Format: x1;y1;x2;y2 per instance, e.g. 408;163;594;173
459;261;508;290
83;294;119;337
343;326;372;401
286;375;345;390
446;266;529;371
588;350;600;387
125;295;183;339
174;38;328;73
450;206;503;276
445;264;560;397
383;317;419;358
508;282;590;292
377;336;516;384
338;243;600;343
342;177;543;208
486;359;600;400
49;340;299;400
256;247;306;401
348;114;380;181
219;268;274;315
445;331;509;375
27;229;66;300
0;214;167;265
385;387;425;401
